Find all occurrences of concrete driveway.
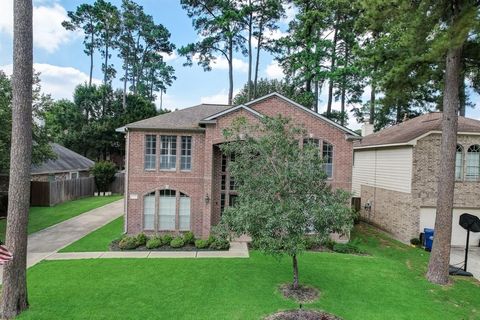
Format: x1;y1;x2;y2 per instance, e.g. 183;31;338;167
0;199;124;283
450;246;480;279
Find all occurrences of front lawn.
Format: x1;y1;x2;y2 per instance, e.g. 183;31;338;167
18;223;480;319
0;195;122;240
59;216;124;252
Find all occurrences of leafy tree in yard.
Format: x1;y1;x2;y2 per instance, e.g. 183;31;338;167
92;161;117;193
220;116;354;289
0;71;54;173
1;0;33;317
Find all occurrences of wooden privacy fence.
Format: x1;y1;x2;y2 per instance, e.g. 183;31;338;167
31;177;95;207
109;172;125;195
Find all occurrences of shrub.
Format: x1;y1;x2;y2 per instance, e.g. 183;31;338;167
183;231;195;245
333;242;364;254
146;237;162;249
321;238;336;250
136;233;149;246
304;236;322;250
118;236;138;250
209;238;230;250
410;238;421;246
91;161;117;193
170;237;185;248
207;235;216;245
161;234;174;246
195;239;210;249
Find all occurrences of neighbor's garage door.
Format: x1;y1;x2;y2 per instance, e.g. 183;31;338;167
420;208;480;247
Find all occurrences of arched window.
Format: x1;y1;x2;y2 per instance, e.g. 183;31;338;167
159;190;176;230
466;145;480;181
322;141;334;178
179;192;191;231
455;145;464;180
143;192;155;230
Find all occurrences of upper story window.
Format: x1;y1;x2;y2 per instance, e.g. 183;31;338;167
455;144;464;180
322;141;333;178
303;138;320;147
466;144;480;181
181;136;192;171
160;136;177;170
144;135;157;171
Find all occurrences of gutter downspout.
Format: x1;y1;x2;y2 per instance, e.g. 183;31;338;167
124;129;129;234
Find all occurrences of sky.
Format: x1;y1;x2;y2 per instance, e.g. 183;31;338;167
0;0;479;132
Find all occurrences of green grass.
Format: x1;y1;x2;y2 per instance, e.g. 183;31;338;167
59;216;124;252
18;223;480;320
0;195;122;240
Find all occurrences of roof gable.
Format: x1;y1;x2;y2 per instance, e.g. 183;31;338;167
201;92;360;136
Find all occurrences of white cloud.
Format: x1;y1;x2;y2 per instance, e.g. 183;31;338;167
264;28;289;41
281;3;297;25
193;54;249;73
160;51;178;62
265;61;284;79
200;88;240;105
0;1;77;53
1;63;101;100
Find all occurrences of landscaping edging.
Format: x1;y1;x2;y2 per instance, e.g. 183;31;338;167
46;241;249;260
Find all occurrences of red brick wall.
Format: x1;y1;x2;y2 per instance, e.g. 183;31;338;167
125;96;355;238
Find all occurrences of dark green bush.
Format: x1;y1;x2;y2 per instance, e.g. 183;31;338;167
92;161;117;193
410;238;421;246
170;237;185;248
304;236;322;250
136;233;149;246
146;237;162;249
207;235;216;245
332;242;364;254
209;238;230;250
321;238;336;250
195;239;210;249
161;234;173;246
183;231;195;245
118;236;138;250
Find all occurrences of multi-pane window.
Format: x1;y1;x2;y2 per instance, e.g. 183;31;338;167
143;192;155;230
159;190;176;230
221;175;226;191
160;136;176;170
179;193;191;231
322;141;334;178
455;145;464;180
229;176;236;191
229;194;237;207
466;145;480;181
144;135;157;170
220;194;226;214
221;154;227;172
181;136;192;171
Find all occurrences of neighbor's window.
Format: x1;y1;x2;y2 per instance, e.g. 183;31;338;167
159;189;176;230
181;136;192;171
160;136;177;170
466;145;480;181
69;172;79;180
143;192;155;230
179;193;191;231
144;135;157;170
322;141;334;178
455;144;464;180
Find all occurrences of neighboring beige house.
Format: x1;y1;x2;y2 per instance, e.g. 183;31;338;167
353;113;480;246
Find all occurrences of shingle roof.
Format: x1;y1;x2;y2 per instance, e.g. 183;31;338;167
31;143;95;174
355;112;480;148
125;104;231;130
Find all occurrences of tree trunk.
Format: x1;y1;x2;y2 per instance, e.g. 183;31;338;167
340;45;349;126
253;23;263;98
314;80;319;113
326;23;338;116
89;32;94;87
426;45;463;285
104;36;109;85
228;37;234;105
123;65;127;110
0;0;33;318
369;83;375;124
247;3;253;101
292;254;299;290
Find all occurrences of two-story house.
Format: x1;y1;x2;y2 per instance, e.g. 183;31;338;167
120;93;359;238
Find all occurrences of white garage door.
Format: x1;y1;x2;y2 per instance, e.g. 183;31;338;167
420;208;480;247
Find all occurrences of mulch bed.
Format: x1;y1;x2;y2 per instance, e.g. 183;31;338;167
109;240;228;252
265;310;342;320
279;284;320;303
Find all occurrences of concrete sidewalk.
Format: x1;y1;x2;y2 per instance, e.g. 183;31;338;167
45;241;250;260
0;199;124;283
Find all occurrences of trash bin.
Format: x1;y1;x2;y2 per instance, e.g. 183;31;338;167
424;228;434;251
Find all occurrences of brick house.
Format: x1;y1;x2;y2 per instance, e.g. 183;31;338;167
120;93;359;238
352;113;480;246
